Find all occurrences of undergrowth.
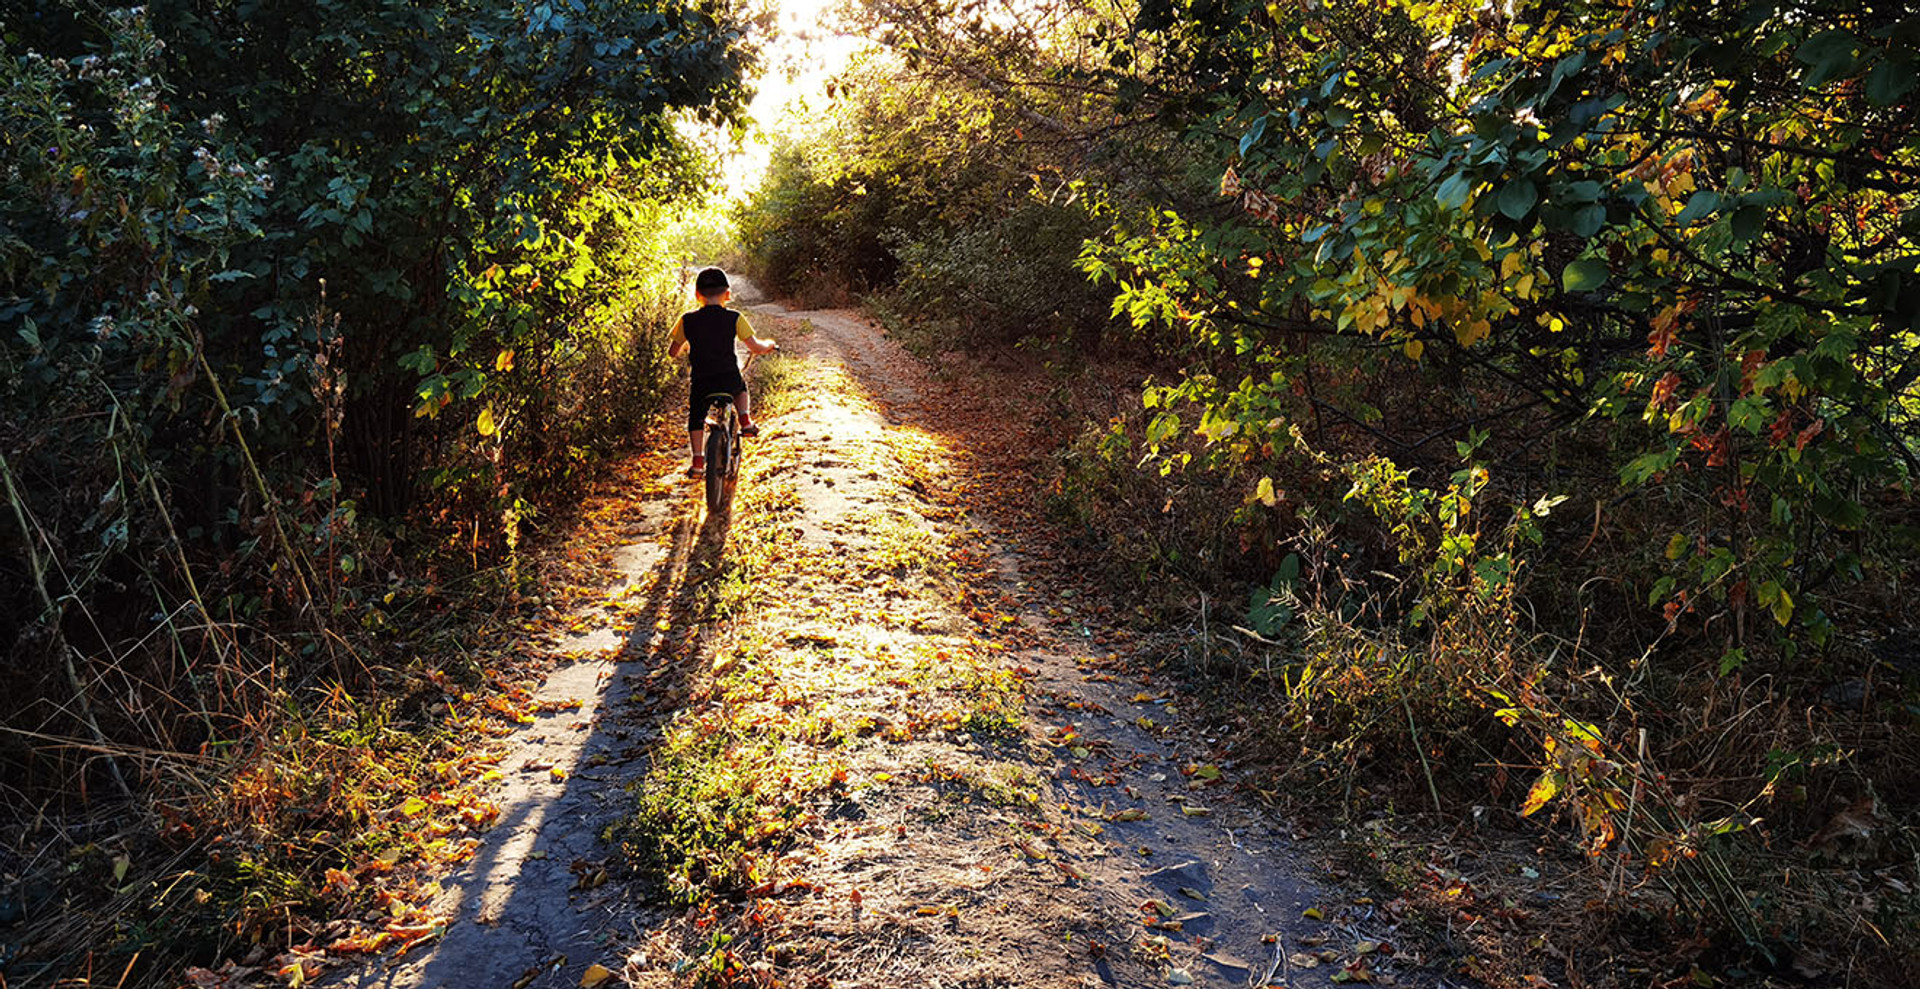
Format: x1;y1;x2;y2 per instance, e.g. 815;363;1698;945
1048;403;1920;982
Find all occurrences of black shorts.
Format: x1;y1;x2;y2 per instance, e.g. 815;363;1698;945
688;371;747;431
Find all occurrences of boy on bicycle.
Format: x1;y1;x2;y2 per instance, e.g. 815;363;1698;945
668;267;777;477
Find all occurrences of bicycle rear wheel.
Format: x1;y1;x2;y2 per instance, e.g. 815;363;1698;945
704;424;729;512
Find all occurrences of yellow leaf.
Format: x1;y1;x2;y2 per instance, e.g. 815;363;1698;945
476;406;498;437
1255;477;1277;507
399;796;429;818
1403;338;1425;360
1520;771;1561;817
495;349;515;372
579;963;615;988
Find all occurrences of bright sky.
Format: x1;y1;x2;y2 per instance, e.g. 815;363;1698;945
716;0;867;199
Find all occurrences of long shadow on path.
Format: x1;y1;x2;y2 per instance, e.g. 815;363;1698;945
332;491;736;989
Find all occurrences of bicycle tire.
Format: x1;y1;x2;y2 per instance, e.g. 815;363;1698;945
704;424;729;512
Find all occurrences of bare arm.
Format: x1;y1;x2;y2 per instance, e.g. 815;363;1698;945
668;317;688;359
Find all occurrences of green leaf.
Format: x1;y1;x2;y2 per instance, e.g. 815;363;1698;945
1562;258;1608;292
1675;190;1722;225
1436;173;1472;208
1238;114;1268;156
1794;30;1859;87
1620;447;1677;486
1728;395;1769;434
1276;552;1301;586
1497;178;1538;220
1569;204;1607;238
1866;56;1916;106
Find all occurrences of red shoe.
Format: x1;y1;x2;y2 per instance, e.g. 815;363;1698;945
686;456;705;477
739;422;760;438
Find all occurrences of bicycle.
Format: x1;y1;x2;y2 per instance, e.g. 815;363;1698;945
700;349;770;512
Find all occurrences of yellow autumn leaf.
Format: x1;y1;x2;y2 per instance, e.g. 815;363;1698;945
579;963;615;988
476;406;498;437
1520;771;1561;817
1255;476;1277;507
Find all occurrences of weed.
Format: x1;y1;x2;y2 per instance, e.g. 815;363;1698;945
901;643;1027;742
748;351;809;420
855;507;953;579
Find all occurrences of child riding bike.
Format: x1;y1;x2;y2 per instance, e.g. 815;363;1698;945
667;267;777;477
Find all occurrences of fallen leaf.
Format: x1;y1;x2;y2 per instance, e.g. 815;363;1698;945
1110;808;1148;822
1176;886;1207;901
1167;969;1195;985
1180;805;1211;817
579;963;615;987
1302;906;1325;920
1289;953;1321;968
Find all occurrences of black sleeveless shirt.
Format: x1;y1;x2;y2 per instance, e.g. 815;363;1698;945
681;304;745;381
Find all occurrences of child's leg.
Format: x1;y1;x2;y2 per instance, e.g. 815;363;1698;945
735;391;758;434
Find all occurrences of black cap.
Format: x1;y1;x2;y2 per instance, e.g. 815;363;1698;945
694;267;729;296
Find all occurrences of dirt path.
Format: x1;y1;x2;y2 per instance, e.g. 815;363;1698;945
327;290;1447;989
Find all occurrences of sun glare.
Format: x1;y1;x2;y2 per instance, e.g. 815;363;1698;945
716;0;867;199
